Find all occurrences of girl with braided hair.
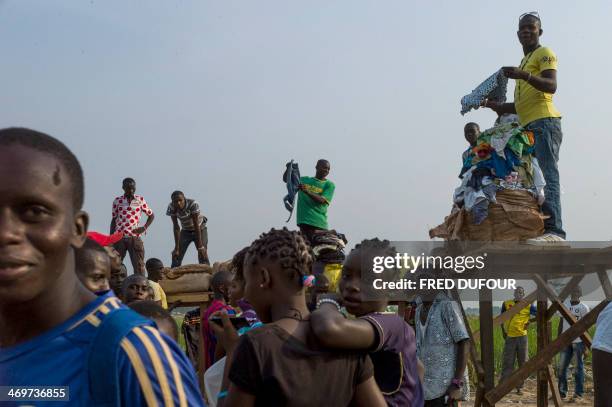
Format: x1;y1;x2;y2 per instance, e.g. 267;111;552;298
210;228;385;407
311;238;425;407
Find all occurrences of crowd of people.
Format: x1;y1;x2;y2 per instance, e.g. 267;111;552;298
1;11;612;407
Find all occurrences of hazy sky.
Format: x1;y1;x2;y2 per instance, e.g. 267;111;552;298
2;1;611;268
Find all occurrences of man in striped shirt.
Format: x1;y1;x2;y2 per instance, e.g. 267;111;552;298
0;128;204;406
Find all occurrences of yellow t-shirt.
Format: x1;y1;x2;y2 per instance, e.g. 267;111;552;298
514;46;562;126
148;280;168;309
502;299;535;337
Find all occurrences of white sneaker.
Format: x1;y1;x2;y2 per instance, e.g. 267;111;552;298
525;233;570;246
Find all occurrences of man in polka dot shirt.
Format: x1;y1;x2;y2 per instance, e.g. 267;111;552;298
110;177;155;275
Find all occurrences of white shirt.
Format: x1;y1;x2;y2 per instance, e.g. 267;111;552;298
559;301;590;343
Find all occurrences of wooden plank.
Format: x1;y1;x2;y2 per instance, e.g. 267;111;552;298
534;275;593;347
547;364;562;407
536;299;548;407
473;385;485;407
545;275;584;320
167;291;212;306
451;289;485;378
485;300;608;405
479;287;495;406
198;302;206;395
472;290;538;341
597;270;612;299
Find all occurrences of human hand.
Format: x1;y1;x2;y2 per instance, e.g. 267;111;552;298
104;247;122;271
197;246;208;263
298;184;307;191
209;310;240;353
171;247;180;259
132;227;146;235
502;66;527;80
445;384;462;404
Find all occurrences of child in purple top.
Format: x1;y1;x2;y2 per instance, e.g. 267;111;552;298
312;238;424;407
228;247;261;328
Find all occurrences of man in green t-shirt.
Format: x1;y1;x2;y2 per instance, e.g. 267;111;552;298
285;159;335;242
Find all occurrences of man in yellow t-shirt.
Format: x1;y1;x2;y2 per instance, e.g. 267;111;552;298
484;12;566;245
145;258;168;309
499;286;537;394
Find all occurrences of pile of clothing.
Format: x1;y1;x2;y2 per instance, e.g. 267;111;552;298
310;230;347;264
455;120;546;225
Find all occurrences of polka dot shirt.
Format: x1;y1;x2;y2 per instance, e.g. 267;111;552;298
111;195;154;236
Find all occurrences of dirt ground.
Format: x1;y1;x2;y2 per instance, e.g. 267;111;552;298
471;375;594;406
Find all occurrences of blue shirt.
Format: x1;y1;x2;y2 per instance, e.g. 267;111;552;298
0;292;205;406
593;302;612;353
415;293;470;401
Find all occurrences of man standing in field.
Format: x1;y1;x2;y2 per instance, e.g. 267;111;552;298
499;286;536;394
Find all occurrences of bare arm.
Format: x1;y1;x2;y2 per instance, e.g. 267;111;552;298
453;339;469;381
483;101;517;115
515;68;557;94
417;359;424;382
110;218;116;234
192;213;204;248
311;304;377;349
171;216;180;249
143;213;155;230
299;185;329;205
350;377;386;407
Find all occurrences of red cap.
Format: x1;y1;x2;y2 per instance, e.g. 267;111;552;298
86;231;124;247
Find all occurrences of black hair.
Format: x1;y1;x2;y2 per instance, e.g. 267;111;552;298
464;122;480;129
121;274;148;297
316;159;330;166
122;177;135;185
247;228;313;288
171;190;184;200
74;238;108;276
520;13;541;26
145;258;164;269
354;238;396;257
211;269;233;287
231;247;250;281
0;127;84;209
128;300;178;339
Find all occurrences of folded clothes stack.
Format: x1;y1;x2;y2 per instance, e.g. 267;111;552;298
455;120;546;225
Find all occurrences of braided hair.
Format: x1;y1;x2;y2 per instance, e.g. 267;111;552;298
247;228;313;288
231;246;250;281
353;238;400;281
354;238;396;257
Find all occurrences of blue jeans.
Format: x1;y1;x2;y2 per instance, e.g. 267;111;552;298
526;117;565;238
558;342;585;397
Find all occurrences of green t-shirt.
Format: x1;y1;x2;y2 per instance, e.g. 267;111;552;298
296;176;335;229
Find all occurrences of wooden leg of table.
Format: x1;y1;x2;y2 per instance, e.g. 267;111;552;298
198;303;206;395
537;299;548;407
547;364;562;407
480;287;494;407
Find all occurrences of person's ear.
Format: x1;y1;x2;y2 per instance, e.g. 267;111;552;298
71;210;89;249
539;28;543;36
260;267;271;289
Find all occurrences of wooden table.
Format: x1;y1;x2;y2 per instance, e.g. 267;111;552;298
167;291;212;394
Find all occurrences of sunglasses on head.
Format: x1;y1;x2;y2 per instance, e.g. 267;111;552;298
519;11;540;22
